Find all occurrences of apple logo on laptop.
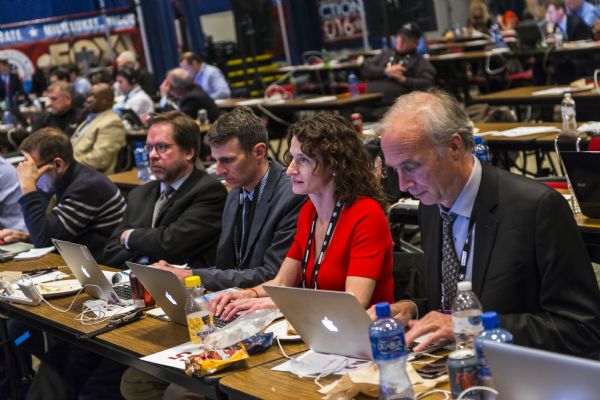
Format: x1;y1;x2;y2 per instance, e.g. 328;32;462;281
165;291;177;305
81;266;91;279
321;316;339;332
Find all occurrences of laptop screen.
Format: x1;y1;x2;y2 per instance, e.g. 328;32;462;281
560;151;600;218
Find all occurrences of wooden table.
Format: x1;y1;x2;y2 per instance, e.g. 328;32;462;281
220;354;450;400
0;254;309;399
216;93;382;115
472;86;600;106
108;168;143;190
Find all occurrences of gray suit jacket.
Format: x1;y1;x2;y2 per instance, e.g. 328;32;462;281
193;161;305;290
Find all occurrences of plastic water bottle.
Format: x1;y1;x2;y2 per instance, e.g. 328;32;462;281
554;29;563;49
369;302;415;400
321;47;330;68
184;275;214;346
452;281;483;350
491;24;505;47
2;109;15;127
561;92;577;131
381;36;388;50
2;100;15;127
473;136;490;163
348;72;360;97
133;142;152;182
475;312;513;398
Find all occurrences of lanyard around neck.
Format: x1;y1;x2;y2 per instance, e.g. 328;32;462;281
301;201;343;289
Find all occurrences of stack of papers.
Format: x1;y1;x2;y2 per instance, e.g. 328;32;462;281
14;246;55;260
484;126;560;137
305;96;337;103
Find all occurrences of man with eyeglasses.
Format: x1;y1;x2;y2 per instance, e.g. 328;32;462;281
103;110;227;268
70;82;126;174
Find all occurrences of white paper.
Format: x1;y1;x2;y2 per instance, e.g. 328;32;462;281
578;121;600;134
391;198;420;209
83;299;134;318
490;126;560;137
236;99;264;106
532;87;571;96
272;350;371;377
14;246;55;260
305;96;337;103
141;341;199;370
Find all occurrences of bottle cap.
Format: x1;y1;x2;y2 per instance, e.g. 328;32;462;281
375;302;391;318
457;281;472;291
474;136;483;144
184;275;201;288
482;311;500;329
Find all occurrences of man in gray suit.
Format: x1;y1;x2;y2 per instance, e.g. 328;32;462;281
121;107;304;400
151;106;304;289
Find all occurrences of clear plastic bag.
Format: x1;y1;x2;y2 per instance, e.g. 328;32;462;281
203;309;280;350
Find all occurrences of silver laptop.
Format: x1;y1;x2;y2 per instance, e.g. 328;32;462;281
264;285;373;360
484;341;600;400
52;239;130;303
126;262;187;324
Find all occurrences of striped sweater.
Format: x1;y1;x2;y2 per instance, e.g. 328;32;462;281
19;161;126;263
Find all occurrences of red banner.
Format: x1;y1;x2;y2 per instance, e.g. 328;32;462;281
0;12;144;88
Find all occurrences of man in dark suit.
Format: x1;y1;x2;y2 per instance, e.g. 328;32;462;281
103;110;227;268
547;0;593;41
544;0;594;84
0;59;23;106
149;106;305;289
159;67;220;122
30;81;85;137
379;90;600;358
119;107;304;400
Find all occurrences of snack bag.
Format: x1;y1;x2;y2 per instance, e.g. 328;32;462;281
241;332;274;354
184;343;249;377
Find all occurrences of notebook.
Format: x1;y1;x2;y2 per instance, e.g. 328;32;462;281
264;286;373;360
51;239;131;303
560;151;600;218
484;341;600;400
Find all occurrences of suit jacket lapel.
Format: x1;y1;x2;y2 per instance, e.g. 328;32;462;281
419;204;443;310
155;169;200;225
472;164;499;297
242;163;282;263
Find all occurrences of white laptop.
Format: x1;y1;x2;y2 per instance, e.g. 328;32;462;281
52;239;131;303
264;286;373;360
127;262;187;325
484;341;600;400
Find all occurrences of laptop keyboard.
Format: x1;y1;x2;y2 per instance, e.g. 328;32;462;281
214;313;239;329
113;283;132;300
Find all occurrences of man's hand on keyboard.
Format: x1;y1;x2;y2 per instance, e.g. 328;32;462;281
151;260;192;283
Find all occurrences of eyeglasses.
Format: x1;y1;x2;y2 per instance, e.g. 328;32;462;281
35;160;53;169
144;143;176;154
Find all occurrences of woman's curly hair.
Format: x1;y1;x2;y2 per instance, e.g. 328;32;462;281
285;112;385;208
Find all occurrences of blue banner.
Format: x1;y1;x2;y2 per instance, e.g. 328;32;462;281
0;13;136;47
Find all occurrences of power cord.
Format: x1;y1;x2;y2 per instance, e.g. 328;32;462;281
28;280;132;326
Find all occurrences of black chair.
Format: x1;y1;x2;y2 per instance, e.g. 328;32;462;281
392;251;426;302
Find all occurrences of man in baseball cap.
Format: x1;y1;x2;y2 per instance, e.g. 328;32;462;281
361;21;436;119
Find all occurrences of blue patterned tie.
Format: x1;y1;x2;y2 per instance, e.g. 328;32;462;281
441;211;459;309
241;193;252;256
